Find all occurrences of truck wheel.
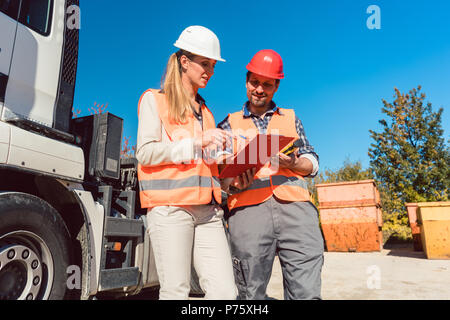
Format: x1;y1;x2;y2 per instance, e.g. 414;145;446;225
0;193;72;300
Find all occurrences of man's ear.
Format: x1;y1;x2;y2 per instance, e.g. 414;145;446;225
274;81;280;93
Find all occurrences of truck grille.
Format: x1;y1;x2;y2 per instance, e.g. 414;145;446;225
62;0;79;86
54;0;80;133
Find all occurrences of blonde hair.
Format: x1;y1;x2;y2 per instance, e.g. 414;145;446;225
161;50;196;123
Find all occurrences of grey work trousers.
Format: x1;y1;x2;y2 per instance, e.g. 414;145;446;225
227;196;324;300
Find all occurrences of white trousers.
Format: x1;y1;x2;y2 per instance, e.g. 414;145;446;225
147;205;237;300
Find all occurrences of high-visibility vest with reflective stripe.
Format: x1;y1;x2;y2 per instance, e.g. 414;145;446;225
137;89;222;208
227;108;311;210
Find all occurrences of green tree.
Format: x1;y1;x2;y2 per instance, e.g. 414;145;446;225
320;158;372;183
368;86;450;239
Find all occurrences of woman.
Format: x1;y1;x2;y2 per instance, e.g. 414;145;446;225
136;26;237;300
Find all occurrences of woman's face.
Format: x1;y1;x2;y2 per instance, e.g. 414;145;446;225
181;54;217;89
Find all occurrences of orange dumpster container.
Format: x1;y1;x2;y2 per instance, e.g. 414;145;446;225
405;203;423;251
417;202;450;260
316;180;383;252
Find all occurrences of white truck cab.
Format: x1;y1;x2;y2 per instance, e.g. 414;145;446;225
1;0;68;129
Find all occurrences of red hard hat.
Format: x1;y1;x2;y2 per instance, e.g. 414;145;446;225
246;49;284;80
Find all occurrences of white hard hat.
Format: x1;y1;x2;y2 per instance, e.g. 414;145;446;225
174;26;225;62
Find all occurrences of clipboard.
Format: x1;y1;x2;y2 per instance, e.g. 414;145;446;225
218;134;296;179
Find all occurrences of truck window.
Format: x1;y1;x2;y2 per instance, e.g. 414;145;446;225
0;0;20;20
18;0;53;36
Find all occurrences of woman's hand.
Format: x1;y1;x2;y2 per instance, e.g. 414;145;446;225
196;129;233;149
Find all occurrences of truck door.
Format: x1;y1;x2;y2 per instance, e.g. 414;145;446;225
3;0;65;128
0;0;19;108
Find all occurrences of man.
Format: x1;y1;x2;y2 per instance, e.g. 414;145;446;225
218;49;324;300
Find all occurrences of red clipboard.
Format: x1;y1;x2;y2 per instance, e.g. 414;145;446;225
218;134;296;179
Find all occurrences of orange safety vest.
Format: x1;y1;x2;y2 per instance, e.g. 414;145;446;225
227;108;311;210
137;89;222;208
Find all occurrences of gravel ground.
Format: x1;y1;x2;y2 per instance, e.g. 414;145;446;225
267;245;450;300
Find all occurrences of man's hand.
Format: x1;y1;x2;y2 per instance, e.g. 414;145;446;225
271;153;314;176
276;153;297;169
231;168;256;191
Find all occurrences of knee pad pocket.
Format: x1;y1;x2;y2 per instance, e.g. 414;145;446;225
232;257;248;295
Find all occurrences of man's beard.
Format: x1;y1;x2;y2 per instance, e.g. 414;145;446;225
250;95;268;108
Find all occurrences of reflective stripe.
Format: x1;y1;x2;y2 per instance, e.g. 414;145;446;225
271;175;309;190
212;176;221;188
246;177;271;191
140;176;217;191
242;176;308;192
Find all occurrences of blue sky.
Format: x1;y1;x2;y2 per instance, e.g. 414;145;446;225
73;0;450;172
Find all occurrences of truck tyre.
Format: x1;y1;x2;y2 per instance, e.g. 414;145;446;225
0;192;72;300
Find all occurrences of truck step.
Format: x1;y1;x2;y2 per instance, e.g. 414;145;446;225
104;217;143;238
99;267;140;291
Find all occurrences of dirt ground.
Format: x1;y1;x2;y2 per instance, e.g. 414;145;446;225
266;244;450;300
